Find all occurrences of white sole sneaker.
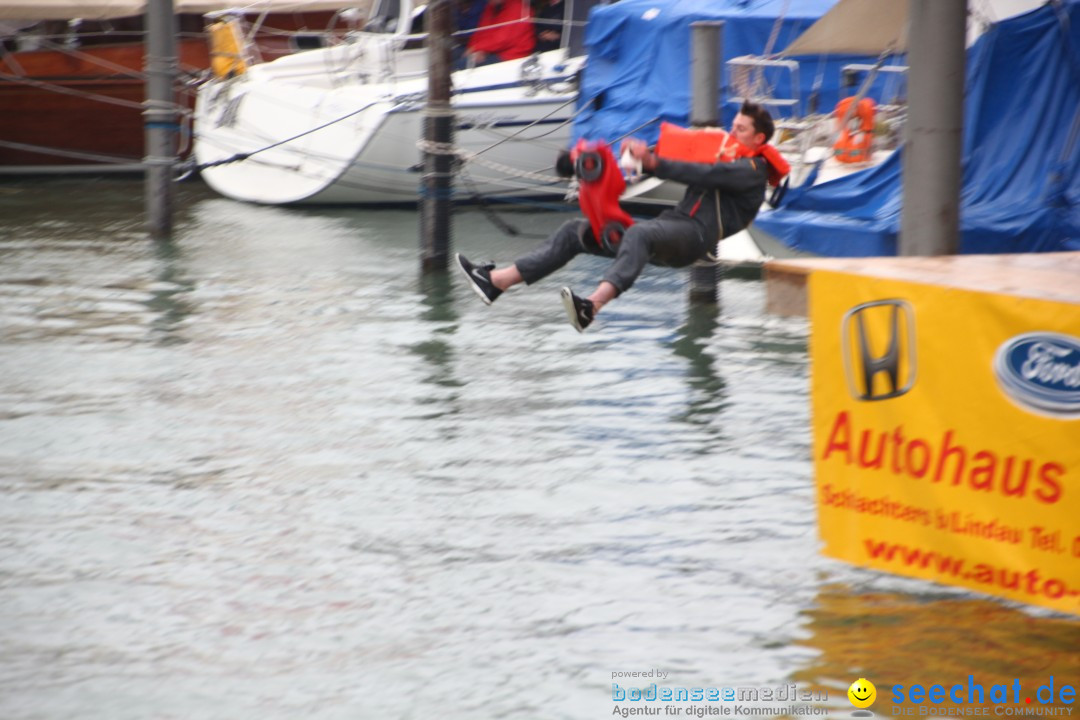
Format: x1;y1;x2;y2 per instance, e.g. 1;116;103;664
456;253;499;306
560;287;594;333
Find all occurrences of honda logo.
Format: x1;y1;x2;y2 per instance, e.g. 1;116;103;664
841;299;917;401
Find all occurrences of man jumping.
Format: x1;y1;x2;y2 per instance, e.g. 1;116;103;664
457;102;782;332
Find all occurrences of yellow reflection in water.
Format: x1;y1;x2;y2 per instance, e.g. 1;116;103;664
793;584;1080;716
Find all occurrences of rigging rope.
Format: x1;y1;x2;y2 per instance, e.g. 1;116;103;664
748;0;791;100
193;99;383;170
0;71;147;110
195;73;583;176
30;37;149;79
0;138;141;164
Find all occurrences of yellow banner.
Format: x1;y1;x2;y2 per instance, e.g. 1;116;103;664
810;269;1080;614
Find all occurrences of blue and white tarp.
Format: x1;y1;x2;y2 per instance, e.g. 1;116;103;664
754;0;1080;256
572;0;903;144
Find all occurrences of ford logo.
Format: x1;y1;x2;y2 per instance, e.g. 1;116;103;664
993;332;1080;418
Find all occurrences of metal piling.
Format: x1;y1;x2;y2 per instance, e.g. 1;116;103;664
144;0;178;239
689;21;724;303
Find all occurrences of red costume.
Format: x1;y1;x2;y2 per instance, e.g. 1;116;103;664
570;139;634;252
467;0;536;62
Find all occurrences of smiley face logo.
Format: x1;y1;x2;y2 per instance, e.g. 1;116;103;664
848;678;876;708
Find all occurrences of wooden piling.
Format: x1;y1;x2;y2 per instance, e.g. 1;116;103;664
420;0;455;273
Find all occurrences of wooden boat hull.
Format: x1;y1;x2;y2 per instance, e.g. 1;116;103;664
0;12;335;167
0;38;208;166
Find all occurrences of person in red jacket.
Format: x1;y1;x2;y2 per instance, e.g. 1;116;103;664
466;0;535;65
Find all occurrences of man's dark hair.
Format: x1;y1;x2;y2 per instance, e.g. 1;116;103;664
739;101;775;143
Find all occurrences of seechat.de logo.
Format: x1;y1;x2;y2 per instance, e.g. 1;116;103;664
993;332;1080;419
841;299;916;401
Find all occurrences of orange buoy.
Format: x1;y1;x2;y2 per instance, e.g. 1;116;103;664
833;97;876;164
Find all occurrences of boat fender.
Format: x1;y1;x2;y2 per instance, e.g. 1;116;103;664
209;18;248;79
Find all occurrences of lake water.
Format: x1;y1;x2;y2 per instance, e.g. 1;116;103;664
1;177;1077;720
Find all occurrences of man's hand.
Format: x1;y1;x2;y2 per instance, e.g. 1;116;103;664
620;138;657;172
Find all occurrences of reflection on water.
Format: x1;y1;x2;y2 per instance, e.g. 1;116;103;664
668;304;727;428
0;177;1076;720
146;238;195;345
796;584;1080;715
414;271;464;393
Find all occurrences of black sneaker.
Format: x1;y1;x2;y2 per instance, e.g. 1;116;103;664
560;287;595;332
456;253;502;305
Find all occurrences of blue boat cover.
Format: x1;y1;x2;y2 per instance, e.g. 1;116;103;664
572;0;905;144
753;0;1080;255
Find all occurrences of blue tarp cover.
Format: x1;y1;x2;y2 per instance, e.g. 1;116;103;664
753;1;1080;255
572;0;905;144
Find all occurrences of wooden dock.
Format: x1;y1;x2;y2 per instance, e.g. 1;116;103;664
764;252;1080;317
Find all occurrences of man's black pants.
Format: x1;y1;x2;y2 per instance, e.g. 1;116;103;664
513;215;711;294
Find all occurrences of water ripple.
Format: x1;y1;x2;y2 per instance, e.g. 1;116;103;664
0;179;1076;720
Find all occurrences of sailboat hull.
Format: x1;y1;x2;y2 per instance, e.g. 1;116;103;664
194;51;582;205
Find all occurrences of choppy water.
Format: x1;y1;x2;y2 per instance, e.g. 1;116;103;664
0;177;1077;720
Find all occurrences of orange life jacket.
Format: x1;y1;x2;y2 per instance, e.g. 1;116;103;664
833;97;876;164
570;139;634;252
654;121;791;187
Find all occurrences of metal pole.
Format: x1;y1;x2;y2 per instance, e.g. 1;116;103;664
144;0;178;239
689;21;723;303
420;0;454;273
899;0;966;256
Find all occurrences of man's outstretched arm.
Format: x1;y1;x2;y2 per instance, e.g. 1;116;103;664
652;156;767;194
623;139;767;193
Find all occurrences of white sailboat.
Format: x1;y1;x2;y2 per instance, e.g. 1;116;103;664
192;0;589;205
